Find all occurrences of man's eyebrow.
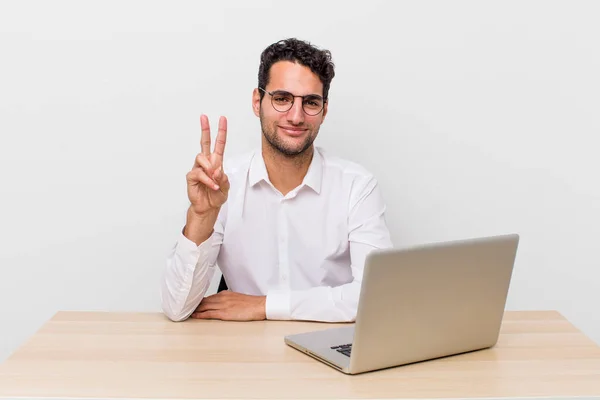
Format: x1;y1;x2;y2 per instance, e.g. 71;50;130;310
273;89;323;98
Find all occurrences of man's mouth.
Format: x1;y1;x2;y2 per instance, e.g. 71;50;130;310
279;126;307;137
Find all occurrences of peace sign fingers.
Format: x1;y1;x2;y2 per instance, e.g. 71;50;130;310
200;114;212;156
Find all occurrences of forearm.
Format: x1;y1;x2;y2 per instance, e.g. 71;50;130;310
266;282;360;322
161;232;221;321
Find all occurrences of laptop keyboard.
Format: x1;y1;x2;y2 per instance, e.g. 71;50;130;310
331;343;352;357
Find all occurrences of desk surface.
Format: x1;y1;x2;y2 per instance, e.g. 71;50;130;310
1;310;599;399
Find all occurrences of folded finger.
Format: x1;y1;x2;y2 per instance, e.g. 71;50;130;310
194;153;214;174
191;310;221;320
188;168;219;190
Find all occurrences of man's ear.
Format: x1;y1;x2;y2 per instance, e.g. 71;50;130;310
252;88;261;117
322;101;329;121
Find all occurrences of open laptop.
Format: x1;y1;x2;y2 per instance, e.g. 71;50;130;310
284;233;520;374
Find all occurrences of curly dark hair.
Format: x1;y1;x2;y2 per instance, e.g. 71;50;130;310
258;38;335;101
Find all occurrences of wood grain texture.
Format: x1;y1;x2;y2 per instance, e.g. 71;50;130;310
1;310;599;399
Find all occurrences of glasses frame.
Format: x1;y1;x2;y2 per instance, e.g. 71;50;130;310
258;87;326;116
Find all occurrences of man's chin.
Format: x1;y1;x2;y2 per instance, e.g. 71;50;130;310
275;141;312;157
277;146;307;157
262;128;314;157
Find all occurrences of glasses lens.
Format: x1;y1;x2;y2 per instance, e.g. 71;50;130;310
302;96;324;115
270;91;294;112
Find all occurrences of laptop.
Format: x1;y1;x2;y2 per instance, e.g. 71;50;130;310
284;233;520;374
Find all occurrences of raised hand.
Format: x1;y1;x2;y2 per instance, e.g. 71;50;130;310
186;115;230;217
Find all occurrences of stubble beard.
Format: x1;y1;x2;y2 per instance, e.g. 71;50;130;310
260;110;318;159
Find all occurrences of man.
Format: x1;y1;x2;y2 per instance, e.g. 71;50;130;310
161;38;392;323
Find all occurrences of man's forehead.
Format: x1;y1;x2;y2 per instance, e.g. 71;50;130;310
267;61;323;94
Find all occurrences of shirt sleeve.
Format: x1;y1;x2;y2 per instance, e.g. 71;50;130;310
161;211;225;322
265;176;393;322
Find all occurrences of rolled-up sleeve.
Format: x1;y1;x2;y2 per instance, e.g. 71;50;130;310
161;225;223;322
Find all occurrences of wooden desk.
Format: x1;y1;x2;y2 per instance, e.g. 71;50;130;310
0;311;599;399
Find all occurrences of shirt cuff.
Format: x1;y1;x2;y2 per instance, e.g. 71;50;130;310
265;289;291;320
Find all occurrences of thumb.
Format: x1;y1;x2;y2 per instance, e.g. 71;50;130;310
218;169;230;193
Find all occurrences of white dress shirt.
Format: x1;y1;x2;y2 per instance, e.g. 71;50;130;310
161;146;393;322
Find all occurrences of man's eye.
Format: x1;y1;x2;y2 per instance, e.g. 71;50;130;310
304;98;323;107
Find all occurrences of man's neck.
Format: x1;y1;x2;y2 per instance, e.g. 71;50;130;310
261;142;314;196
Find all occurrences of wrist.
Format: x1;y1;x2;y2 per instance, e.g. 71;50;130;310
257;296;267;320
183;206;219;245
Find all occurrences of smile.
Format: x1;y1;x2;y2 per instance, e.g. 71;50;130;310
279;126;307;137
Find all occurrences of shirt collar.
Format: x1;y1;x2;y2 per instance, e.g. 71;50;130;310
248;147;323;194
248;150;270;188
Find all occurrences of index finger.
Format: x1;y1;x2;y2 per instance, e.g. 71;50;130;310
213;116;227;158
200;114;211;156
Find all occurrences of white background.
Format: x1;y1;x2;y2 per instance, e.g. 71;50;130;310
1;0;599;362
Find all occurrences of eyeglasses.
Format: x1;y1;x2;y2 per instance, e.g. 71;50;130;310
258;87;326;116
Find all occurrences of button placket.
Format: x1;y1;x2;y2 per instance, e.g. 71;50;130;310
277;199;290;288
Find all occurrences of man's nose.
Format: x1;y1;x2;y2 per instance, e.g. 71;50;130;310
286;99;305;125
